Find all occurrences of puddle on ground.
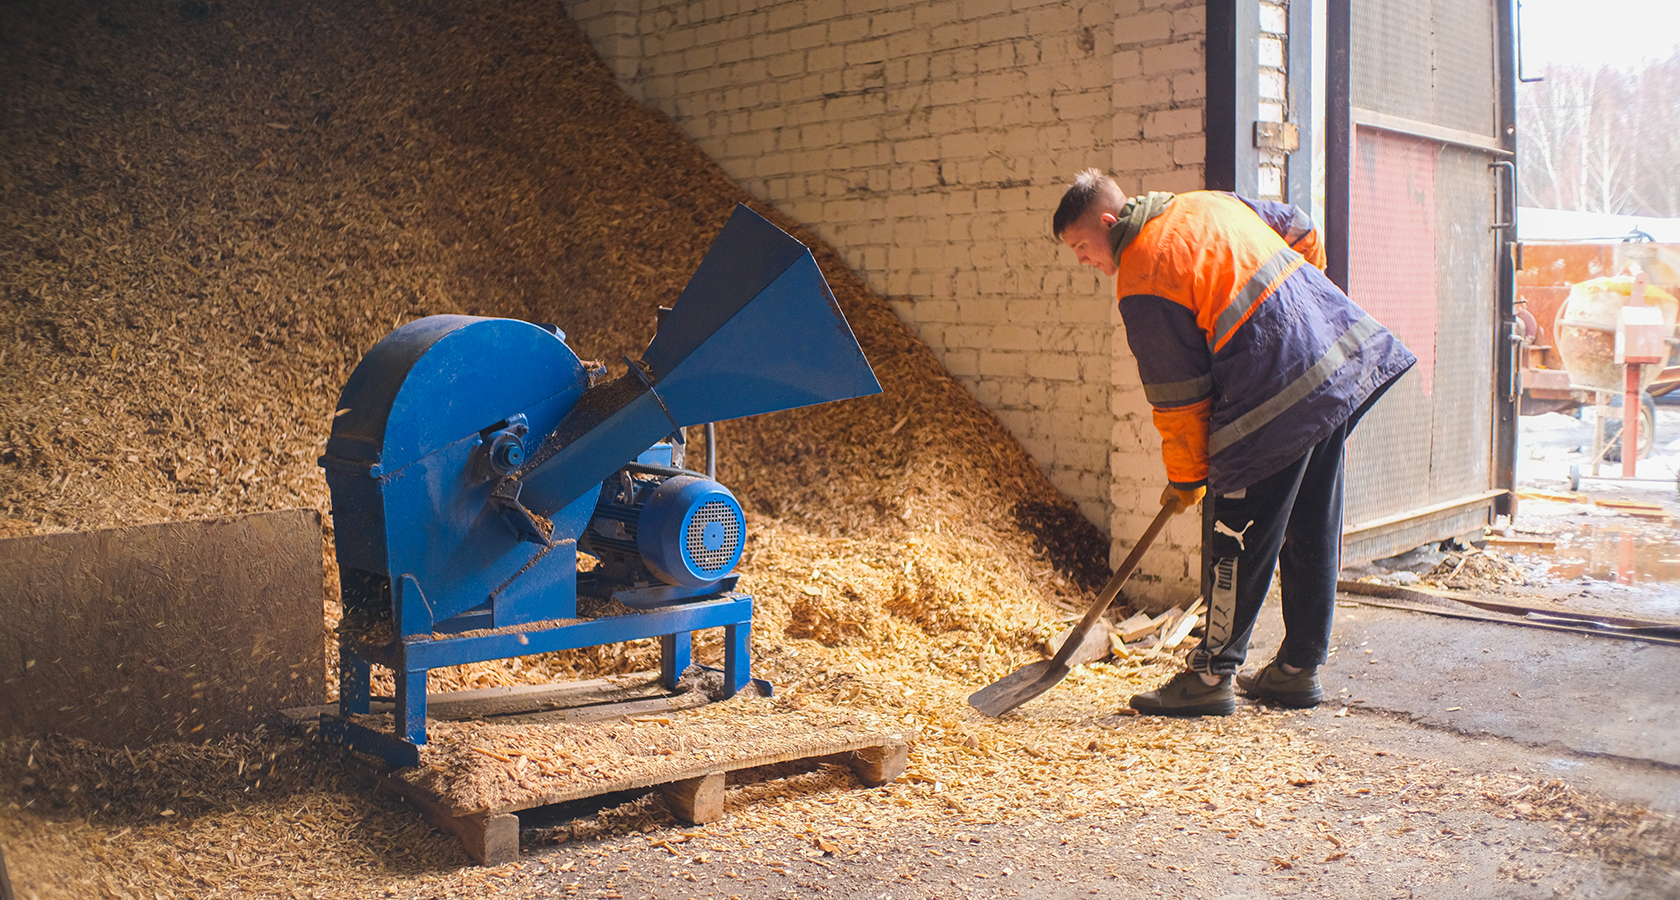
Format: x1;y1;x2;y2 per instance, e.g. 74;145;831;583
1507;521;1680;588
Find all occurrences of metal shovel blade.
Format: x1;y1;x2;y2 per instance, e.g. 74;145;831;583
966;499;1181;717
965;658;1070;716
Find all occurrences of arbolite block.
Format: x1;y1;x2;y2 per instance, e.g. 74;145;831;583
0;509;326;747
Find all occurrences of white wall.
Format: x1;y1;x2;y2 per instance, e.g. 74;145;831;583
565;0;1210;604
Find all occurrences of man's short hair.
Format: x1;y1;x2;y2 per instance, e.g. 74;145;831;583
1052;168;1115;238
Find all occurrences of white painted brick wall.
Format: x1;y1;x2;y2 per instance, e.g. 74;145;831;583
565;0;1209;606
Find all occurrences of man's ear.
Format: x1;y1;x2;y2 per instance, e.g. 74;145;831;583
1100;212;1119;227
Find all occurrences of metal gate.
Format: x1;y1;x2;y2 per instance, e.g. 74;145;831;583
1325;0;1519;562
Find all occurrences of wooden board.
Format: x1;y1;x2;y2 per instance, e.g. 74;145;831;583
0;509;326;746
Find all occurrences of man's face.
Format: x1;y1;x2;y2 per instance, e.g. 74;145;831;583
1060;208;1121;278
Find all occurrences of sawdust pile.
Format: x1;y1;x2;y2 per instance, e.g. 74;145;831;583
1423;547;1530;591
0;0;1109;698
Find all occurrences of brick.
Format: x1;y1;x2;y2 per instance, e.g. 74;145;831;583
1054;88;1111;121
1259;2;1286;35
1152;166;1206;194
766;50;805;78
943;348;981;378
826;15;870;44
756;30;792;57
1258;35;1284;67
1141;39;1201;75
1171;134;1204;166
978;351;1029;378
1023;3;1078;32
715;37;753;64
996;379;1027;407
1171;71;1206;103
766;3;804;30
932;26;981;57
1111;137;1173;170
975;42;1011;72
845;38;889;64
1113;75;1171;109
806;43;845;70
1171;4;1206;37
893;136;941;163
959;0;1010;18
1114;9;1171;43
1112;48;1141;79
1144;106;1202;138
871;8;915;34
976;14;1030;44
1036;353;1080;381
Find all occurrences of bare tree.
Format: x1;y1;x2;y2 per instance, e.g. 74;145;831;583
1517;49;1680;217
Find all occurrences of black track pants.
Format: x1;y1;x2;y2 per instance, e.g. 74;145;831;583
1187;419;1349;676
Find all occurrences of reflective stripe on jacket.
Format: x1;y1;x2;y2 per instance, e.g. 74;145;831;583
1114;192;1415;493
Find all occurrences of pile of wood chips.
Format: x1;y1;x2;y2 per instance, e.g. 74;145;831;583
0;2;1619;898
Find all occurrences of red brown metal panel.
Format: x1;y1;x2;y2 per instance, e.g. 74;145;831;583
1345;129;1439;527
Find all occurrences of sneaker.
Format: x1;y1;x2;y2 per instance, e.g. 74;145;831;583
1236;659;1323;708
1129;671;1235;717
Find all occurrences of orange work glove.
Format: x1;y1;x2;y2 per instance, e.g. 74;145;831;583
1160;484;1207;513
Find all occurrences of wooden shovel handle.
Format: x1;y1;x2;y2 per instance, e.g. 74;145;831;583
1048;497;1182;667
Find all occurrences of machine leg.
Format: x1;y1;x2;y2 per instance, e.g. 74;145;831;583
660;631;692;690
340;653;372;715
396;666;429;746
723;622;750;696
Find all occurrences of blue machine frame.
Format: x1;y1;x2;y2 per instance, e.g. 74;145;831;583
317;206;881;768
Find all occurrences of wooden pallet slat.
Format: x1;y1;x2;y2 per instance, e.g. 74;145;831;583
296;676;909;865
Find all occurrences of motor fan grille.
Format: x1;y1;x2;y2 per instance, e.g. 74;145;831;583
685;500;742;574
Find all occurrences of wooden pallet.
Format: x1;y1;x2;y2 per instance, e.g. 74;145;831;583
286;676;908;865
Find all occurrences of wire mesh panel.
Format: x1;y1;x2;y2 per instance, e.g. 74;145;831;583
1352;0;1498;134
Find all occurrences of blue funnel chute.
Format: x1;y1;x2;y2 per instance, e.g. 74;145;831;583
492;204;883;529
643;204;881;424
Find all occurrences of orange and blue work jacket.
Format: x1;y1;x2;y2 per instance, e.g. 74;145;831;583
1113;191;1415;494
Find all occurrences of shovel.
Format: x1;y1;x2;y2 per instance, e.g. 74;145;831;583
967;497;1183;716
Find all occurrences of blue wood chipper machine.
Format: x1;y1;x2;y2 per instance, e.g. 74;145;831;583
316;206;881;767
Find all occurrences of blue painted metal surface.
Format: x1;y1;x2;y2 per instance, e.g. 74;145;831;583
318;205;881;768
